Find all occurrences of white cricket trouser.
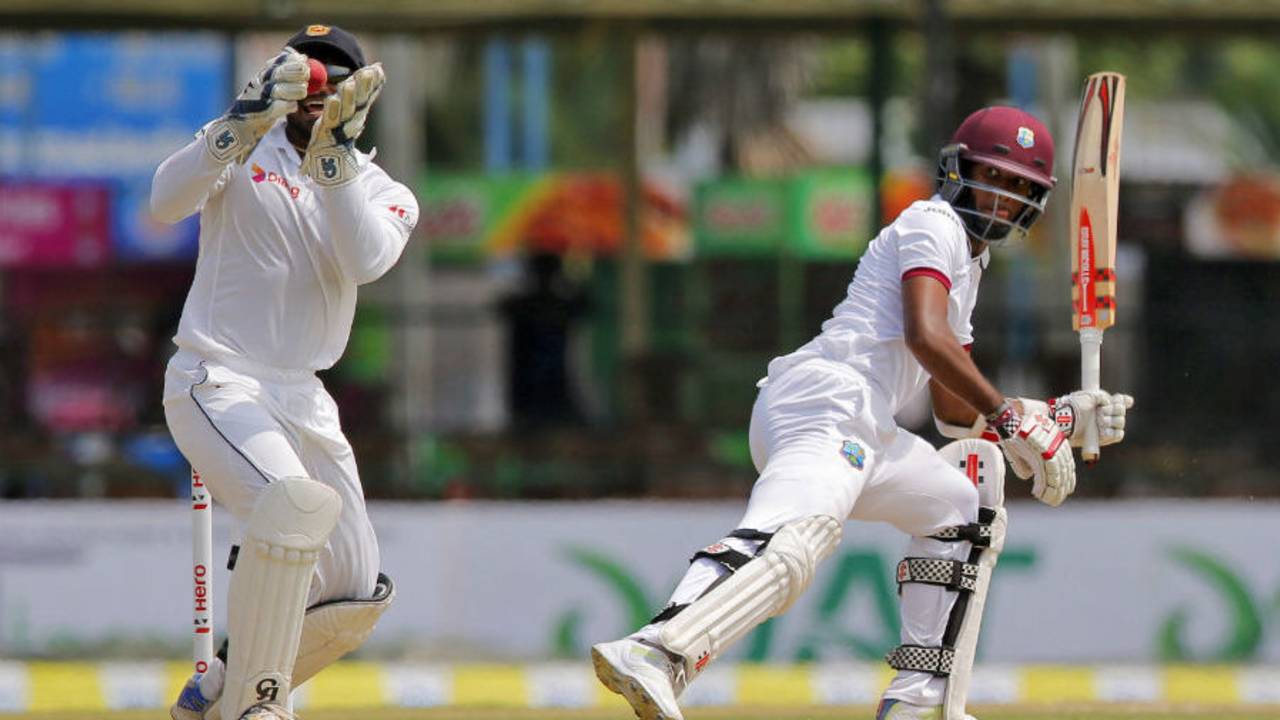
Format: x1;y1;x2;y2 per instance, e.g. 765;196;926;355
659;358;978;706
163;348;379;608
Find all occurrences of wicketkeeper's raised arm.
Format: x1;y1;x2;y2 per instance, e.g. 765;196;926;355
150;136;235;225
305;63;418;284
321;179;418;285
152;48;310;224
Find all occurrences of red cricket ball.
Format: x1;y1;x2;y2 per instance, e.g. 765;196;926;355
306;59;327;95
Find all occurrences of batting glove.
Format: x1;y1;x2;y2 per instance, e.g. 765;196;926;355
205;48;310;164
1054;390;1134;448
988;401;1076;507
1019;391;1134;449
302;63;385;188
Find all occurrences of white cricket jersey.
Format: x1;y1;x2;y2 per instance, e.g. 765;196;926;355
766;196;988;414
151;122;418;372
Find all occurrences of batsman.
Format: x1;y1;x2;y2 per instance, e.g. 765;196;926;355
151;25;416;720
593;107;1134;720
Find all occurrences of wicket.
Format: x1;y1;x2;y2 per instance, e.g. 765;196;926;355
191;468;213;674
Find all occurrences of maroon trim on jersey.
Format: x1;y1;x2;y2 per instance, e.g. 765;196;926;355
902;267;952;292
963;343;973;352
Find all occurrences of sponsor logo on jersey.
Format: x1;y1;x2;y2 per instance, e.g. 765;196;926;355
388;204;415;226
840;440;866;470
250;163;301;200
1016;126;1035;149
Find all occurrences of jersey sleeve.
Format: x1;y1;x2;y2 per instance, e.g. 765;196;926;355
896;204;965;292
321;166;419;285
150;129;236;224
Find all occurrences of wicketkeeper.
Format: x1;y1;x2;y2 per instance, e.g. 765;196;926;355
592;107;1134;720
152;24;416;720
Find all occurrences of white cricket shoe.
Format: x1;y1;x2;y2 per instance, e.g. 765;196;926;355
238;703;296;720
875;698;976;720
591;637;686;720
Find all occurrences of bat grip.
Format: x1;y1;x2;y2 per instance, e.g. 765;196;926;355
1079;327;1103;463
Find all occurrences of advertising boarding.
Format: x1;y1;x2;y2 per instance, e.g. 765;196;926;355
1;500;1279;665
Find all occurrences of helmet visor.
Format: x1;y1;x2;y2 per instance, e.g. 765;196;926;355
945;169;1050;246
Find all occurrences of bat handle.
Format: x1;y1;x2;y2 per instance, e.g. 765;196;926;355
1079;327;1103;463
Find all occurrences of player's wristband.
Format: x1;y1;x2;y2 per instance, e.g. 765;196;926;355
985;400;1021;441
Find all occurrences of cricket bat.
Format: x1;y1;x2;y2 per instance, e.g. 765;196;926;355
1070;72;1125;462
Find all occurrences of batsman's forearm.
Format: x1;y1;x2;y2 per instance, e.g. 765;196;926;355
908;331;1005;417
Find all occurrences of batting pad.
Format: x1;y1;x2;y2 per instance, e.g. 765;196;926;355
660;515;841;680
293;572;396;687
202;573;395;720
937;439;1005;720
222;477;341;720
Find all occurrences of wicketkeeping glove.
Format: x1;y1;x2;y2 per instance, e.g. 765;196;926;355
205;48;310;164
301;63;385;188
987;401;1076;507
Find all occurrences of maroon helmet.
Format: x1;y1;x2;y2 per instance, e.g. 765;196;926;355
938;106;1057;244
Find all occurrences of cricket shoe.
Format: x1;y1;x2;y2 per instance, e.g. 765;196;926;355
238;703;296;720
591;637;687;720
170;675;214;720
875;698;976;720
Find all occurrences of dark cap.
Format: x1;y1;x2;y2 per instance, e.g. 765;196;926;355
286;24;365;69
951;106;1056;189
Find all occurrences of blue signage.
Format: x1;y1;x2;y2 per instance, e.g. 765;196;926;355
0;32;232;262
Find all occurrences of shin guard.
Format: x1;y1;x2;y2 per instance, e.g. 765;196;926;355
659;515;841;680
885;439;1006;720
221;478;340;720
201;574;394;720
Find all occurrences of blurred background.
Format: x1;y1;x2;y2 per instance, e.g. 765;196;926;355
2;0;1280;713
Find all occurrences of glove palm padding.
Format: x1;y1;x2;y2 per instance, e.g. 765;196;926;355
205;48;309;164
302;64;386;188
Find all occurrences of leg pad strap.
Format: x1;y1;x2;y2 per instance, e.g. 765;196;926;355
929;507;999;545
648;528;779;625
895;558;980;593
885;644;955;677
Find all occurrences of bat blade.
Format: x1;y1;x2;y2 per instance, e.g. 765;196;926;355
1071;72;1125;335
1070;71;1125;462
